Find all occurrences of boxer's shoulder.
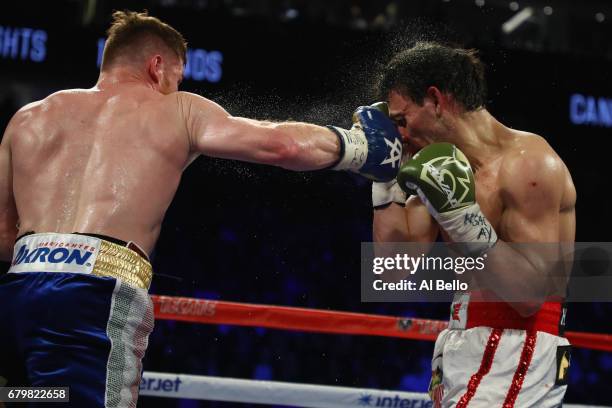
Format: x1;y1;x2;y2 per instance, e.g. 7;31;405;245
11;88;98;127
8;94;51;123
171;91;222;119
501;132;563;177
3;96;53;140
498;131;570;208
37;88;94;108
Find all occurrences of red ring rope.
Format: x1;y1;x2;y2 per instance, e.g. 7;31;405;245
151;295;612;352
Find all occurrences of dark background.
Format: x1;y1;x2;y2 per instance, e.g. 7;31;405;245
1;0;612;406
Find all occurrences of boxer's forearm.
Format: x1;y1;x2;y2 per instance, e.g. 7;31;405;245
374;196;438;244
373;204;437;282
373;205;411;243
270;122;340;171
214;105;402;180
373;205;411;283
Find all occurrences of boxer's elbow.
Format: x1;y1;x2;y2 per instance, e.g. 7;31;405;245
0;249;12;262
510;283;547;317
512;301;543;318
373;222;408;244
0;224;17;261
0;237;14;262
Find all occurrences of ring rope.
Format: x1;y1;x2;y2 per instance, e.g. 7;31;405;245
140;371;430;407
138;371;610;408
151;295;612;352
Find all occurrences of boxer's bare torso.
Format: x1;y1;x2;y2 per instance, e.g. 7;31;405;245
7;85;190;254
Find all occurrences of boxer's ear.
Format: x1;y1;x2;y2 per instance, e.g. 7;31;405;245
426;86;445;117
147;55;164;87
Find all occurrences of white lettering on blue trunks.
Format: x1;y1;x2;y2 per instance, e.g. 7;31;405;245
12;244;94;266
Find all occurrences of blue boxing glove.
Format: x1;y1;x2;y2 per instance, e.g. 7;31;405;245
328;102;403;182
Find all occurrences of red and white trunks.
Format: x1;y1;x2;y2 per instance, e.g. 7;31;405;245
429;293;570;408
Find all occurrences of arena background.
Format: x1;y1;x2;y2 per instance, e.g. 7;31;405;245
1;0;612;406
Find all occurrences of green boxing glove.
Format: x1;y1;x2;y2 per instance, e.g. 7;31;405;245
397;143;497;255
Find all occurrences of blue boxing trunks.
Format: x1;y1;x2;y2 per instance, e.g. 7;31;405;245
0;232;154;407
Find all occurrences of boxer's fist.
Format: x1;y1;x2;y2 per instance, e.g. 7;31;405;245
398;143;497;254
329;102;402;182
397;142;475;214
372;134;413;208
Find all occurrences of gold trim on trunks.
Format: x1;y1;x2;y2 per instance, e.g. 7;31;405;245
92;239;152;290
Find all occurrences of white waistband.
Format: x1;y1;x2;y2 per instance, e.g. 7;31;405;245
10;232;101;275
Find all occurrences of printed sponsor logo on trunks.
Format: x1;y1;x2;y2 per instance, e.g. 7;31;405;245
159;298;217;316
139;376;182;392
11;241;95;266
357;393;433;407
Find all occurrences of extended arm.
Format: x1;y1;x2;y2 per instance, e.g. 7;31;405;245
178;92;339;170
176;92;402;181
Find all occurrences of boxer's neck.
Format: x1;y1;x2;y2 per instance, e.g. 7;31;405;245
445;109;506;170
96;66;157;91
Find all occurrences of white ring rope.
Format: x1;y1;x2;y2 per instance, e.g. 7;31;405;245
139;371;609;408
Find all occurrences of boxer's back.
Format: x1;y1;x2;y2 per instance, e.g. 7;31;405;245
9;85;190;253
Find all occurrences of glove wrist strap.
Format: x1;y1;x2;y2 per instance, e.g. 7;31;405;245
327;126;368;171
436;202;498;256
372;180;407;208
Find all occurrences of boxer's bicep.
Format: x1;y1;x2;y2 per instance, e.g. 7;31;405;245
0;125;18;260
498;152;565;287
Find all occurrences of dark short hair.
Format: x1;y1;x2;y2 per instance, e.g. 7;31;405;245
101;10;187;70
377;42;487;111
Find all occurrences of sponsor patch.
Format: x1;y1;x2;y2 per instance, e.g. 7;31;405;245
9;233;100;275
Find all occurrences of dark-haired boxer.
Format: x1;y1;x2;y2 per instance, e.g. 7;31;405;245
373;42;576;407
0;10;401;407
